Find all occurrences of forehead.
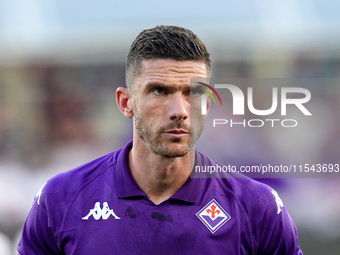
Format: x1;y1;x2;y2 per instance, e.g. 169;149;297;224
135;59;208;88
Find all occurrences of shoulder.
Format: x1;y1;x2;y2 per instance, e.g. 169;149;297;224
37;148;122;208
219;177;279;215
18;147;127;253
210;171;277;215
225;177;302;253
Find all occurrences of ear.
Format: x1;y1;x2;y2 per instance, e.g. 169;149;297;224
116;87;134;118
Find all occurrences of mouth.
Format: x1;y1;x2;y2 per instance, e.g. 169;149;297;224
163;129;189;138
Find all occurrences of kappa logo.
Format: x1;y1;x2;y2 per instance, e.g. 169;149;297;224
35;182;47;205
271;189;284;214
196;199;231;234
82;202;121;220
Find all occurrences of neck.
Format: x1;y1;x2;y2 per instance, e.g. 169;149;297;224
128;138;195;205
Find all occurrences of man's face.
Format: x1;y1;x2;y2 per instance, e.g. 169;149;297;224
131;59;209;158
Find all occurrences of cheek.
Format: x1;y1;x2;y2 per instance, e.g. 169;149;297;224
190;106;204;120
189;97;204;114
190;113;206;131
135;103;159;125
139;98;167;117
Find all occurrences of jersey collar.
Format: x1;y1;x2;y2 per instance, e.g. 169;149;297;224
115;140;201;204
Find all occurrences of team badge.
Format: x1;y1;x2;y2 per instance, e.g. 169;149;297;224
196;199;231;234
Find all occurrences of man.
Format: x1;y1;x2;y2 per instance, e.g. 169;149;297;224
18;25;303;254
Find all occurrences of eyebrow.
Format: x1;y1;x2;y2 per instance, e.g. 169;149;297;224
144;81;204;89
191;83;204;89
143;82;167;91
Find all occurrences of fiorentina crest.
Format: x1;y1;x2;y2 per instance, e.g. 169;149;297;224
196;199;231;234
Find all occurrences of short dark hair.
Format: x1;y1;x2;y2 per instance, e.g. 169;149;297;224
126;25;211;89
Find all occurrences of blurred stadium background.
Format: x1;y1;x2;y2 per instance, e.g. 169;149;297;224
0;0;340;254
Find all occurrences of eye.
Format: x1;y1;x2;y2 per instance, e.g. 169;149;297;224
189;88;202;97
153;87;166;95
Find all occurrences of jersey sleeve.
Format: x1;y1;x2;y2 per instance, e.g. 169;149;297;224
256;187;303;255
17;183;61;255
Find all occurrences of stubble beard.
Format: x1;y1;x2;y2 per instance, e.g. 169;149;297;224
134;109;204;158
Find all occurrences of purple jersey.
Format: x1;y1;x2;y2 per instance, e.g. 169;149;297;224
18;141;302;254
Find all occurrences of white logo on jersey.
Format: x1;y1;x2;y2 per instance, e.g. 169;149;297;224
35;182;47;205
82;202;121;220
271;189;284;214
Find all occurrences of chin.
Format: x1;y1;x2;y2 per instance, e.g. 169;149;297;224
161;152;189;158
154;144;191;158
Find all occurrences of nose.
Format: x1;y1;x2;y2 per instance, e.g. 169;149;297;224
168;93;189;121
